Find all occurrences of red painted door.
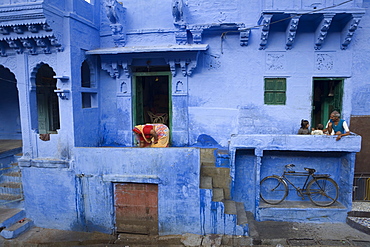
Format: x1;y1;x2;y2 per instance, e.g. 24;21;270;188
114;183;158;235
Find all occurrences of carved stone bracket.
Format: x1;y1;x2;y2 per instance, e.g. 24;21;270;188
175;31;187;45
285;16;300;50
341;13;363;50
189;26;204;44
101;59;132;79
314;13;335;50
0;24;63;55
239;28;251;46
259;14;273;50
166;54;199;77
104;0;127;47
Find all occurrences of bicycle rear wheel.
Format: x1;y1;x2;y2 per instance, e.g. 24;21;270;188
260;176;288;205
307;177;338;207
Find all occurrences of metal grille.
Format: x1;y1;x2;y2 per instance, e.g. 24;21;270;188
353;176;370;201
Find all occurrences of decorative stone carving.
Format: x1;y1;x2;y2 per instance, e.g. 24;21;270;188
239;28;250;46
102;61;120;78
175;80;184;93
285;16;300;50
0;42;6;57
266;52;285;71
259;15;273;50
172;0;186;28
341;13;363;50
166;57;198;77
104;0;127;47
0;1;64;57
175;31;187;45
189;26;204;44
120;80;128;94
6;40;22;54
21;38;37;55
101;59;132;79
316;53;334;71
314;13;334;50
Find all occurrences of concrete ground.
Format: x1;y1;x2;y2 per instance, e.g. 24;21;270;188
0;219;369;246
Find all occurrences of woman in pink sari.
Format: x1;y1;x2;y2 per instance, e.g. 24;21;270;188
133;124;169;147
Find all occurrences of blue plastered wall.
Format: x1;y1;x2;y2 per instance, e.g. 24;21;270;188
21;148;203;235
230;134;361;223
0;0;368;236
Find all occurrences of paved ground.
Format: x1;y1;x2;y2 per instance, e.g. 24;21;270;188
0;219;369;246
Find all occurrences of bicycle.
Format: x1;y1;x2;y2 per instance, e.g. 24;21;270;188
260;164;339;207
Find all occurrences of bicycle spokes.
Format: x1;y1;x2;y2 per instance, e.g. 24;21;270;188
260;176;288;205
307;178;339;207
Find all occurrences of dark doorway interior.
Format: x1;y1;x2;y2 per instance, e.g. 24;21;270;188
0;66;21;140
134;74;170;126
312;79;343;129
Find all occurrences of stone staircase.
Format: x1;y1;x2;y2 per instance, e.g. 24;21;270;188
199;148;248;235
0;153;34;239
0;153;23;204
0;208;33;239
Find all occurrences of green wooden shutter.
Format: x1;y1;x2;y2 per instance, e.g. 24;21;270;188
37;93;48;134
264;78;286;105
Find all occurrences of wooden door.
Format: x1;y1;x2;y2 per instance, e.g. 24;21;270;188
114;183;158;235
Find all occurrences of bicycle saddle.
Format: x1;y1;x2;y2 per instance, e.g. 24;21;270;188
304;167;316;174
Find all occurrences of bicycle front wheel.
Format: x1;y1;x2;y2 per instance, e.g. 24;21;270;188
307;177;339;207
260;176;288;205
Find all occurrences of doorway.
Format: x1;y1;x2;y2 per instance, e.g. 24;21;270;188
0;66;21;140
133;72;171;127
114;183;158;235
312;78;343;129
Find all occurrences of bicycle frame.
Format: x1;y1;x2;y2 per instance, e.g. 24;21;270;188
280;171;313;197
260;164;339;206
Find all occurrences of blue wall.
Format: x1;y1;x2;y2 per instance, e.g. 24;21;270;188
0;0;368;236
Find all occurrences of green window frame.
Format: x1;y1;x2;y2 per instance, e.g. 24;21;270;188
264;78;286;105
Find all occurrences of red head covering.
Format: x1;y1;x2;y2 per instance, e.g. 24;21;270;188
143;125;153;138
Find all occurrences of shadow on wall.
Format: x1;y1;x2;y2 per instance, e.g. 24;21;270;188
192;134;222;148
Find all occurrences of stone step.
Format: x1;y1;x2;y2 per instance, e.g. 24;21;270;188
200;176;212;189
0;218;33;239
0;208;25;228
236;202;248;225
0;182;21;189
0;182;22;196
0;194;22;201
212;188;224;202
224;200;237;214
4;171;21;177
200;148;216;163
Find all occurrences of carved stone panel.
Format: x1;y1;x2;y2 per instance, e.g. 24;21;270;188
266;52;286;72
315;52;335;72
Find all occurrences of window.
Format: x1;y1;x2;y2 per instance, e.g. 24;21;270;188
36;65;60;134
264;78;286;105
80;60;97;108
81;61;91;88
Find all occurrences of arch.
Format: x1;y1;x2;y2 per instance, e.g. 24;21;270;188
0;65;21;139
30;63;60;134
81;58;96;88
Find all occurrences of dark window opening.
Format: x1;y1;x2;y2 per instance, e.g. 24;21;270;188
81;60;91;88
36;65;60;134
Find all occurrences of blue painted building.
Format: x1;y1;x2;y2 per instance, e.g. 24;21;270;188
0;0;367;236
